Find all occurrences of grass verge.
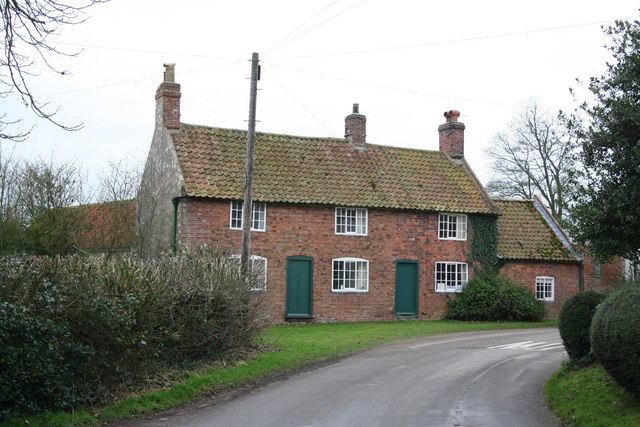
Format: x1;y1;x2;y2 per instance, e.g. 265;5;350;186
546;364;640;426
3;320;556;426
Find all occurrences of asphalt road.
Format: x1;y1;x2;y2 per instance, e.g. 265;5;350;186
131;328;564;427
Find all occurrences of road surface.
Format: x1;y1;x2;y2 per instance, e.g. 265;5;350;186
131;328;564;427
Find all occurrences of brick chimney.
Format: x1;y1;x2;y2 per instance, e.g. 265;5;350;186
155;63;181;130
438;109;465;159
345;103;366;147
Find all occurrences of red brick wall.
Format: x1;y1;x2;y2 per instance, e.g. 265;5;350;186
155;82;181;129
177;199;473;323
499;261;580;318
582;254;625;293
438;121;465;159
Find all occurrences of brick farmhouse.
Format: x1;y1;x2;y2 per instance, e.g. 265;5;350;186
138;64;619;323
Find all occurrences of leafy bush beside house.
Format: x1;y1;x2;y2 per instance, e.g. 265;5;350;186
446;275;546;322
0;249;262;419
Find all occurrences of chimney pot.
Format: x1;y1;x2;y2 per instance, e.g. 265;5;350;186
353;103;359;114
444;109;461;122
163;63;176;83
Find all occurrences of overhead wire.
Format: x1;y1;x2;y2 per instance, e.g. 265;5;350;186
267;0;341;54
266;19;627;60
12;15;628;112
266;0;369;54
263;62;515;107
263;68;337;137
0;60;246;101
53;41;245;60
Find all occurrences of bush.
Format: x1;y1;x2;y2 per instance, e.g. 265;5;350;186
0;302;94;418
590;283;640;398
558;291;606;363
0;248;262;418
446;274;546;321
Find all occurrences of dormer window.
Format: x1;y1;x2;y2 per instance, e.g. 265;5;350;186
335;207;368;235
438;213;467;240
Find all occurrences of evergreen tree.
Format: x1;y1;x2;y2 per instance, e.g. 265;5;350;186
570;18;640;261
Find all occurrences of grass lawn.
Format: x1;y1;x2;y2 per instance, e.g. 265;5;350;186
3;320;555;427
546;364;640;426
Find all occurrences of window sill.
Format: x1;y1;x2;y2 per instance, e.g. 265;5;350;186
332;290;369;294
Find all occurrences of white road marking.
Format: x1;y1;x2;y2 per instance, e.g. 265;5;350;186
488;341;565;351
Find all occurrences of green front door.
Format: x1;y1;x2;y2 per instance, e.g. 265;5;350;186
286;256;313;318
395;260;418;317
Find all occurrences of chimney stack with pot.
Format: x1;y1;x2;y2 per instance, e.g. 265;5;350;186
155;63;181;130
438;109;464;159
345;103;366;147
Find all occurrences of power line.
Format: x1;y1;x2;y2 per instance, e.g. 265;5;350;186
0;60;246;101
267;0;341;54
266;19;628;60
264;68;337;137
264;62;515;107
54;41;246;60
268;0;369;54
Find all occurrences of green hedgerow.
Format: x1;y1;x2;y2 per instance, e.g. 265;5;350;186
0;248;263;419
590;282;640;398
0;302;95;418
446;274;546;322
558;291;606;364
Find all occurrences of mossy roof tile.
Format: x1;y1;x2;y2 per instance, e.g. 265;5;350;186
495;199;576;262
172;124;495;214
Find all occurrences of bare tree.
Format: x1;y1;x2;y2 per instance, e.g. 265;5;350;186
1;0;108;141
485;99;579;225
18;157;87;254
86;159;140;251
97;159;141;203
0;145;24;251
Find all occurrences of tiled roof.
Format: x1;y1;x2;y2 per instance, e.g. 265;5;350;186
72;200;136;251
172;124;496;214
495;199;578;262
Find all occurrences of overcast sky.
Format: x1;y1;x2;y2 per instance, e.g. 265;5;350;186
3;0;639;194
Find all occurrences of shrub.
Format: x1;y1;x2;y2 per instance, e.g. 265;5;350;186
446;274;546;321
590;283;640;398
558;291;606;363
0;248;262;418
0;302;94;418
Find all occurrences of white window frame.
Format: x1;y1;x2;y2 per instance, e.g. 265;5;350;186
435;261;468;293
335;207;368;236
231;254;267;291
332;258;369;292
536;276;554;301
438;213;467;241
230;201;266;231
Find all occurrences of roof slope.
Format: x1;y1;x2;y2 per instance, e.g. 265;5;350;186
73;200;136;251
172;124;495;214
495;199;578;262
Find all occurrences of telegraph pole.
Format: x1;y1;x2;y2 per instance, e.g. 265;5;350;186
241;52;260;282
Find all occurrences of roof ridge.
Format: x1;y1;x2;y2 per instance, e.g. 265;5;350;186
181;122;447;154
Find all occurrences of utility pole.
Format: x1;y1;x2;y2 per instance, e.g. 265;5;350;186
241;52;260;283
